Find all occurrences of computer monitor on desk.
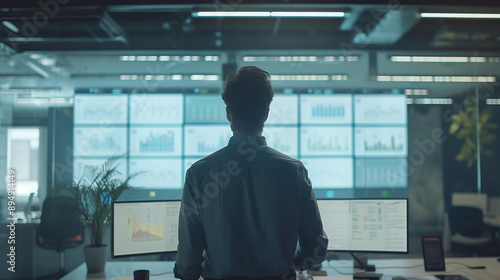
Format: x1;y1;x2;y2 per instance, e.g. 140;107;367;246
112;200;181;257
317;199;408;272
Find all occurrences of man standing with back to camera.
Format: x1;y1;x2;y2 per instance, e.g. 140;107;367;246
174;66;328;280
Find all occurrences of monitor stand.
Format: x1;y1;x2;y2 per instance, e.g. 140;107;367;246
352;252;376;271
352;253;382;279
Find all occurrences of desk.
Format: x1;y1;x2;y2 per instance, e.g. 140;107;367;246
324;258;500;280
484;215;500;228
60;258;500;280
60;261;175;280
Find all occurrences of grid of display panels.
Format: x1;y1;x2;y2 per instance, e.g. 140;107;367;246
73;93;407;199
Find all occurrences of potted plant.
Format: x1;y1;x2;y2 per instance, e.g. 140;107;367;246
449;99;497;167
54;155;134;273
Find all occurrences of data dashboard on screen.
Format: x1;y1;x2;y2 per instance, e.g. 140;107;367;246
73;93;407;199
317;199;408;253
112;200;180;257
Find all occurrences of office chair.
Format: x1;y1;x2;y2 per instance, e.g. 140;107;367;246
448;206;493;256
36;196;85;278
451;192;488;214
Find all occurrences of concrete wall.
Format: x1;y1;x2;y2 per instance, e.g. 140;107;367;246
407;105;445;235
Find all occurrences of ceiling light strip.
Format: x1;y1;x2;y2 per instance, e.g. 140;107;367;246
270;11;345;17
404;89;429;96
17;98;48;104
377;75;496;82
407;98;454;105
0;89;35;94
17;97;74;104
119;74;220;81
120;74;347;81
420;13;500;19
120;55;218;62
193;11;345;18
391;56;500;63
270;75;347;81
242;55;359;62
486;99;500;105
196;11;270;17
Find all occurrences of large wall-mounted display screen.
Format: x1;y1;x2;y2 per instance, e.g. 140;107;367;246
74;93;407;199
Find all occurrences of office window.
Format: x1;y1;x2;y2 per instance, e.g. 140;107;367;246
7;127;40;197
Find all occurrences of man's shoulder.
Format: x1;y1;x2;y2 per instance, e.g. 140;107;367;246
188;146;231;170
187;145;305;172
264;146;305;168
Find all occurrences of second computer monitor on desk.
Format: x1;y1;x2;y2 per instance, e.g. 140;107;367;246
317;199;408;253
112;200;181;257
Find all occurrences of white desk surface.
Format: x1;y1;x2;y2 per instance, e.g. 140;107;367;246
484;215;500;228
60;257;500;280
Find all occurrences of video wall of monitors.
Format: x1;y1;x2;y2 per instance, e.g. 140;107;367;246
74;93;407;199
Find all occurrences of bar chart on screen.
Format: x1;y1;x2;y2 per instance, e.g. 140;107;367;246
355;158;406;188
300;126;352;156
184;125;232;156
263;126;298;157
74;127;127;156
355;127;407;157
300;95;352;124
185;95;227;123
129;127;182;156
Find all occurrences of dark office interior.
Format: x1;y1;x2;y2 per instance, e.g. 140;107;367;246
1;1;500;279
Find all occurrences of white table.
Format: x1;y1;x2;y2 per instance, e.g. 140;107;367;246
60;261;175;280
484;215;500;228
60;258;500;280
322;257;500;280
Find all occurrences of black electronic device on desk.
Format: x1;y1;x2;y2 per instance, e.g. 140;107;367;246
421;236;446;271
434;275;470;280
318;198;408;276
353;272;384;279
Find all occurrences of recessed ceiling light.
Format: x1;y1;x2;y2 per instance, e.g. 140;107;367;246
2;21;19;33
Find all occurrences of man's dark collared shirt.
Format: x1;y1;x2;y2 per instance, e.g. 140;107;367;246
175;136;328;280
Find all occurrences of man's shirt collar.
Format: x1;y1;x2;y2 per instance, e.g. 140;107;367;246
228;135;267;146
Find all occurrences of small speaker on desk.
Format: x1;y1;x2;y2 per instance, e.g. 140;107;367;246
134;270;149;280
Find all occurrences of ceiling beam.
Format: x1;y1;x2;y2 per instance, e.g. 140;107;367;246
340;7;364;31
352;8;420;45
272;18;282;36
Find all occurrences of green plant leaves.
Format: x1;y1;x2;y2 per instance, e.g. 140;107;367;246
54;155;135;247
449;102;497;167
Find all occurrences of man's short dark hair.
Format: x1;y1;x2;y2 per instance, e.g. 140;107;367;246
222;66;274;133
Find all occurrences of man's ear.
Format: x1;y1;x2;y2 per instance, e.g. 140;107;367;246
226;106;232;122
263;107;269;122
